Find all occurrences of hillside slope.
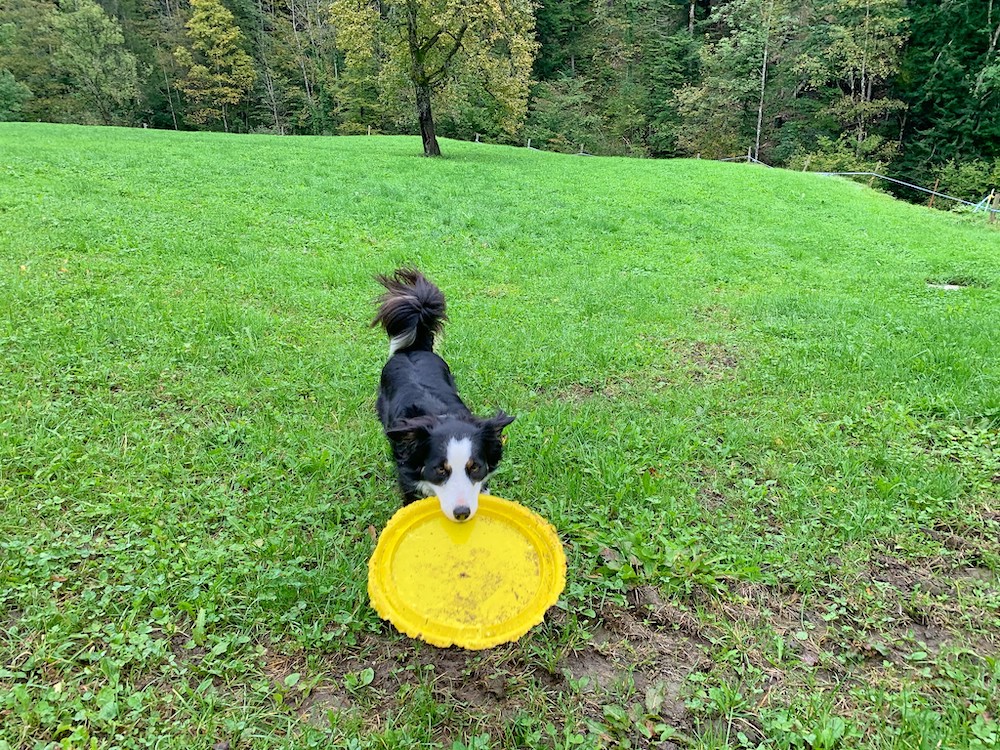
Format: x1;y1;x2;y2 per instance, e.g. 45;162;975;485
1;123;998;749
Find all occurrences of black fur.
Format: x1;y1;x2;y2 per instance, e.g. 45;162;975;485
372;269;514;504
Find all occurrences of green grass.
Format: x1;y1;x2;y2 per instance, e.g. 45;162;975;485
1;122;999;749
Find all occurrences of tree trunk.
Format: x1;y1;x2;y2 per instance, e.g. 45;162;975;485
256;0;285;134
414;81;441;157
754;0;773;162
158;50;179;130
289;0;317;123
406;0;441;156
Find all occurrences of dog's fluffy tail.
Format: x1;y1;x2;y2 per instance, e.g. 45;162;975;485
372;268;448;356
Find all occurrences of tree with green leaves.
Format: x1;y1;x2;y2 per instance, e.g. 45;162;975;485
1;3;59;121
644;31;700;156
528;0;699;157
258;0;342;134
174;0;257;131
103;0;191;130
330;0;537;156
674;0;796;159
50;0;140;125
0;68;32;120
795;0;908;161
0;22;33;120
533;0;593;80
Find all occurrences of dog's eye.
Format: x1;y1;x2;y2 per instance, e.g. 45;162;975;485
466;460;485;480
431;464;450;480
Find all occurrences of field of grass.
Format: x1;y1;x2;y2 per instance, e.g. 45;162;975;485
1;122;998;749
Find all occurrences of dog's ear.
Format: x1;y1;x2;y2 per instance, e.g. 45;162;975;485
482;410;515;437
385;416;436;444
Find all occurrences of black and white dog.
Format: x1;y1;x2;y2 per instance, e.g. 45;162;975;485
372;268;515;522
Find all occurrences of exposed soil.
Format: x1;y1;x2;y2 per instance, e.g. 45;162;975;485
250;593;711;746
552;383;598;403
676;340;739;382
869;552;947;595
555;597;709;746
240;522;998;745
537;336;740;405
697;486;728;513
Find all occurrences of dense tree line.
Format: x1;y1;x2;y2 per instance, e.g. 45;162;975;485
2;0;998;195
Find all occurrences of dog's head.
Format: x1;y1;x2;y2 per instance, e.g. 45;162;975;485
386;412;515;522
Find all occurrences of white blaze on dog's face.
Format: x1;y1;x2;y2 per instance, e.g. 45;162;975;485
418;437;482;522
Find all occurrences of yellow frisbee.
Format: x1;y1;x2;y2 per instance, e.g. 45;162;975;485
368;494;566;650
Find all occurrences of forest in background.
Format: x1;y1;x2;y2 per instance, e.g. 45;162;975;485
2;0;999;202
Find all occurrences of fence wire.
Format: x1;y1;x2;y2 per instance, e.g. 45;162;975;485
718;155;999;215
814;171;998;214
478;136;1000;216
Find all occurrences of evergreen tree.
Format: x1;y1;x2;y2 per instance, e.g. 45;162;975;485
643;23;700;156
895;0;1000;182
533;0;594;79
1;0;998;200
524;75;603;152
538;0;695;156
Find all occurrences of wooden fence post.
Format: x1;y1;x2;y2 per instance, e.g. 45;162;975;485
928;178;940;208
990;189;999;224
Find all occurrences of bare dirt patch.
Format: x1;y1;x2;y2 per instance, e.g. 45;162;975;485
869;553;946;595
641;336;740;383
539;375;667;403
552;593;711;743
698;487;728;514
923;522;998;568
721;576;961;676
678;340;739;382
298;688;351;727
263;595;709;745
264;632;541;738
552;383;598;403
951;566;997;583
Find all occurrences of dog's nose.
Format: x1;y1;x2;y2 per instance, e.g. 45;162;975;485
453;505;471;521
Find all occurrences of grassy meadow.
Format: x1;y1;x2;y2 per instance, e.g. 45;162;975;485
1;122;999;749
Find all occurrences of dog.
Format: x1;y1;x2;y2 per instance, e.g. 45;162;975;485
372;268;515;522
